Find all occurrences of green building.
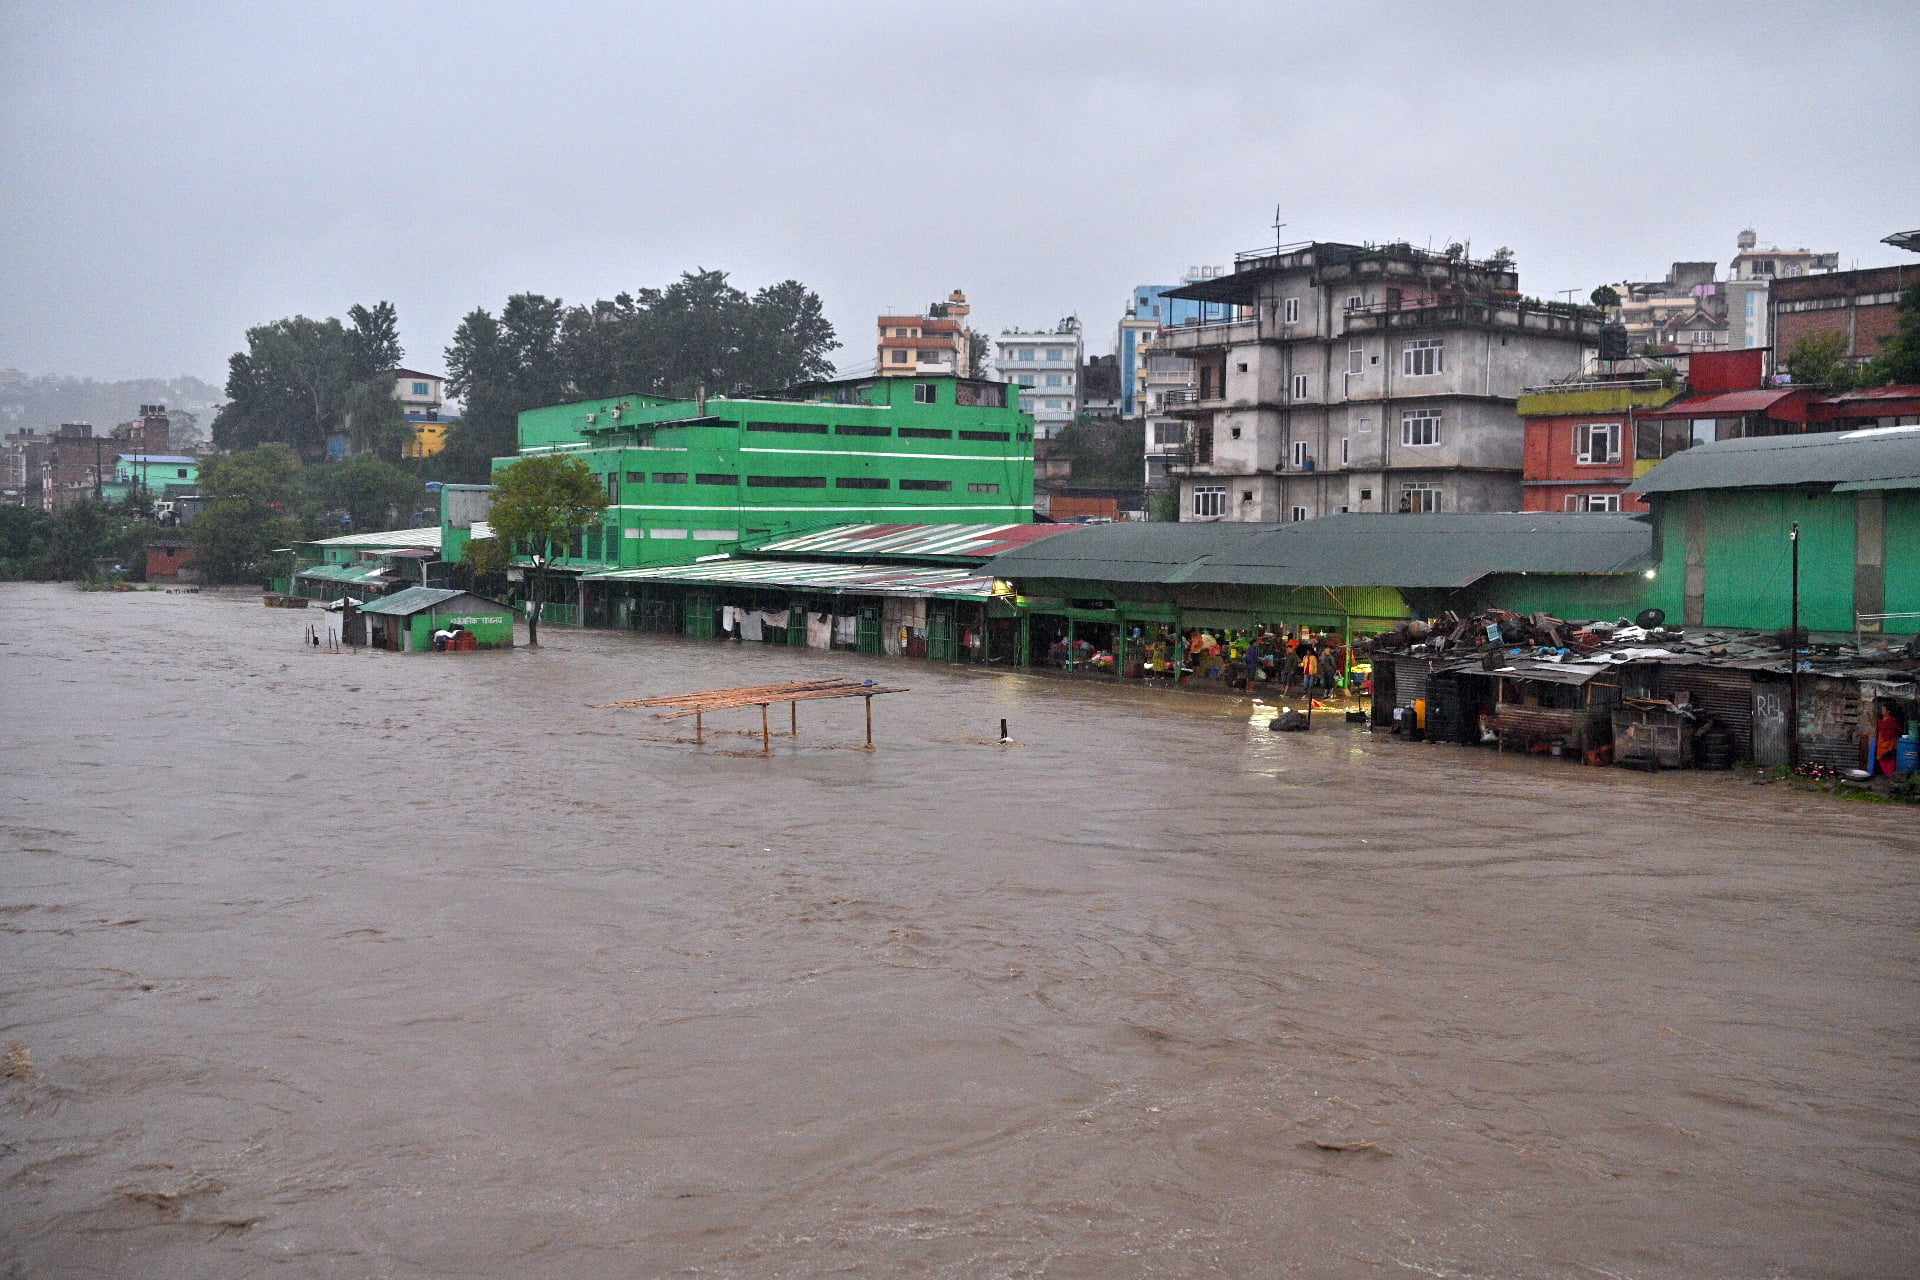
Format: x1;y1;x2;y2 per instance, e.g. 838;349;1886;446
353;587;516;651
1631;428;1920;637
467;376;1034;580
100;453;199;505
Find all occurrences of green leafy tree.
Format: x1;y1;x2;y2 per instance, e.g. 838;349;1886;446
0;506;52;579
45;500;114;580
443;272;840;482
346;301;404;381
212;301;407;461
442;294;568;481
1785;332;1861;389
298;455;425;533
1590;285;1621;309
485;454;608;645
1053;414;1146;487
192;445;305;584
1869;286;1920;385
966;330;991;378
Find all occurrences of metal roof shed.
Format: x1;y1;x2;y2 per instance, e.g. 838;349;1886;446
1629;425;1920;496
352;587;516;652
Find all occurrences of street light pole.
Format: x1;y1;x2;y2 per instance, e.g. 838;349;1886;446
1788;521;1801;771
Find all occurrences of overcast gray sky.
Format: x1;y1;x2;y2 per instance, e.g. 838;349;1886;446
4;0;1916;383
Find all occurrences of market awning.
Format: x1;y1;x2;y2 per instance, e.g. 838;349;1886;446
583;557;1000;602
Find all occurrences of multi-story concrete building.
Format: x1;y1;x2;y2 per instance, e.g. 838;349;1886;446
1608;260;1724;355
1156;240;1602;522
995;319;1083;439
1117;269;1225;418
876;292;973;378
2;427;52;506
1726;228;1840;351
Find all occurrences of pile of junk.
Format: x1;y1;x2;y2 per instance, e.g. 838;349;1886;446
1357;607;1920;773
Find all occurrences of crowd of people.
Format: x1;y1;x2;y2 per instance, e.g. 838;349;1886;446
1134;625;1361;696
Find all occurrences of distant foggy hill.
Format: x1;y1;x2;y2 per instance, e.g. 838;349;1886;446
0;371;224;439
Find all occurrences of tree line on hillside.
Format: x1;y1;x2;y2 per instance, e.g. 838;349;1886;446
209;270;840;484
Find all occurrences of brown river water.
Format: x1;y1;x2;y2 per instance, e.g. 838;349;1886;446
3;582;1918;1278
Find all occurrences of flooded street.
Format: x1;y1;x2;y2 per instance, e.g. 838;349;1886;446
3;581;1918;1278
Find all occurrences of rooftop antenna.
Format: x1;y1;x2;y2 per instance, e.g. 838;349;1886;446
1273;204;1288;246
1556;289;1579;305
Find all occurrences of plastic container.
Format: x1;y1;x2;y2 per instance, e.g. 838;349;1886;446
1899;734;1919;776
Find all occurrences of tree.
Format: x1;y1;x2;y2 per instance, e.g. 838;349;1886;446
967;330;991;378
0;506;51;580
45;502;112;580
1590;285;1621;309
485;454;608;645
1784;332;1862;389
298;455;425;533
192;445;304;584
212;301;407;461
1870;286;1920;385
346;301;404;381
1052;414;1145;487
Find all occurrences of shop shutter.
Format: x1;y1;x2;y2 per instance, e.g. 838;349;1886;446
1655;666;1756;760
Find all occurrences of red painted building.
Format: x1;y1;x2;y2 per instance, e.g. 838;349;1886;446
1516;350;1838;514
1517;380;1682;513
145;538;199;582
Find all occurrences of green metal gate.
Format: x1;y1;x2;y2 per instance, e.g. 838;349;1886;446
787;603;808;646
683;591;716;640
928;605;958;663
856;605;882;655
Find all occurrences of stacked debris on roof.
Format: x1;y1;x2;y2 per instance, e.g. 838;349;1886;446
1363;607;1920;676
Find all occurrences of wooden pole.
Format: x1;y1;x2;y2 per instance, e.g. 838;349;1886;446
790;700;798;737
695;710;703;745
761;703;771;755
864;695;873;749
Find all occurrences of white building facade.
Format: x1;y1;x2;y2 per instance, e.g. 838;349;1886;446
995;320;1083;439
1156;242;1602;522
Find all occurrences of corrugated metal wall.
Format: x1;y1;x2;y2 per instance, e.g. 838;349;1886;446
1656;666;1759;760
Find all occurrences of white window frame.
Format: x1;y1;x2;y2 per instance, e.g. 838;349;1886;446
1402;338;1444;377
1290;505;1308;523
1575;421;1622;464
913;382;937;405
1401;409;1442;447
1192;485;1227;518
1345;293;1363;311
1291;373;1308;400
1283;297;1300;324
1348;342;1363;375
1291;440;1308;469
1401;483;1439;513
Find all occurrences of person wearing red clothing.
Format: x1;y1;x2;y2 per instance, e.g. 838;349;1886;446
1876;701;1905;776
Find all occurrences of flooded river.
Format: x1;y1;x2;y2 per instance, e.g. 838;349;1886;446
3;582;1918;1277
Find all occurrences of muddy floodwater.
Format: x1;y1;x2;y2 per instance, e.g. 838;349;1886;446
3;583;1918;1278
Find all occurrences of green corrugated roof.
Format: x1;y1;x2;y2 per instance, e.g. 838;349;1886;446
1630;426;1920;495
356;586;501;617
983;512;1652;590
